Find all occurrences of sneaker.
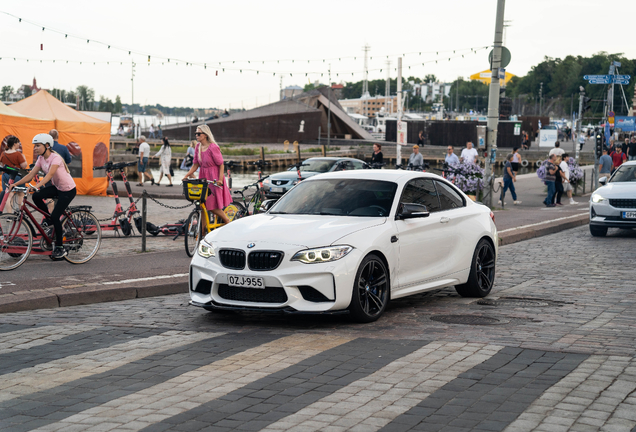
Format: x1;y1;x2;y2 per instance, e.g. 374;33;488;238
52;246;67;259
514;201;522;205
497;200;507;205
166;184;173;187
570;199;578;204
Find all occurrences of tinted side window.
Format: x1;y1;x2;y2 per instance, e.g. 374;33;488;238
400;179;441;212
435;181;465;210
351;160;365;170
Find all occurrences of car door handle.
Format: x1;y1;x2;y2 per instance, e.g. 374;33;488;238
440;217;451;224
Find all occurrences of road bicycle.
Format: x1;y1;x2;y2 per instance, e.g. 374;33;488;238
93;161;139;236
0;172;102;270
232;175;270;218
182;179;239;257
249;160;272;188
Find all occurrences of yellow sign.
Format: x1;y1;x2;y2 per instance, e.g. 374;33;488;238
470;70;516;86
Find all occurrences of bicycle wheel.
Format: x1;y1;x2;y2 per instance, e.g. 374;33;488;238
223;202;242;222
230;201;248;220
0;214;33;271
61;211;102;264
185;210;202;258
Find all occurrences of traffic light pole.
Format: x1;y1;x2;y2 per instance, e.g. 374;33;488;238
484;0;506;209
576;89;584;161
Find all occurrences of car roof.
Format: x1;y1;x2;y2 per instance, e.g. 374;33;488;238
303;157;363;162
305;169;445;183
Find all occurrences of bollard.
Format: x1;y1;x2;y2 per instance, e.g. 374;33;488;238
582;171;586;195
260;147;265;162
322;144;326;157
141;193;147;252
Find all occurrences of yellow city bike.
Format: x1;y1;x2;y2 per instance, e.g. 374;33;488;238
182;179;239;257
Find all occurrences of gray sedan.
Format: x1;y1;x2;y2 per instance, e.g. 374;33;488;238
262;157;367;199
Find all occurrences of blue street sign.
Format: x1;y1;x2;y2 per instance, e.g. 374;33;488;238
583;74;630;84
615;75;630;80
614;79;631;85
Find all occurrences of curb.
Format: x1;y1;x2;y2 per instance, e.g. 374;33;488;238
0;279;187;314
498;213;589;246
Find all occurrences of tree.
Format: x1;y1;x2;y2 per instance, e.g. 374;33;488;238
98;96;114;112
114;96;122;113
424;74;437;84
76;85;95;110
1;86;13;101
304;83;317;92
23;85;33;98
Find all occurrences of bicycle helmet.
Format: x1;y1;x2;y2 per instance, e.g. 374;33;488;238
32;133;54;147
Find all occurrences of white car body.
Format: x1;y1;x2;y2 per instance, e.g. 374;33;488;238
189;170;498;319
589;161;636;235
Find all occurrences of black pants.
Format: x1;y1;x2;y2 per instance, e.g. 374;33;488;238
33;186;76;246
553;181;564;204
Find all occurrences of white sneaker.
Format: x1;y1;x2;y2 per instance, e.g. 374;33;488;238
570;199;578;204
498;200;507;205
514;201;522;205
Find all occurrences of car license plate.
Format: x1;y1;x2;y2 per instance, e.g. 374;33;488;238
622;211;636;219
271;187;284;193
228;275;265;289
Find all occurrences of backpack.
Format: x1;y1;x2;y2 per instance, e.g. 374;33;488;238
536;160;550;181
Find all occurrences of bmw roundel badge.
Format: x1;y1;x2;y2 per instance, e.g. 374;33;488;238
247;243;255;248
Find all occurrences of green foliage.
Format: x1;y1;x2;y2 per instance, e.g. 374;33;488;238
423;74;437;84
98;96;114;112
23;85;32;98
1;86;14;101
114;96;122;113
304;83;317;92
76;85;95;110
448;78;490;112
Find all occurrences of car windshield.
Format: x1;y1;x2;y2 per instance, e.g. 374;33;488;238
610;164;636;182
270;179;397;217
298;159;337;173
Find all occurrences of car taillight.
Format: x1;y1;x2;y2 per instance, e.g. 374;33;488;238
490;211;495;223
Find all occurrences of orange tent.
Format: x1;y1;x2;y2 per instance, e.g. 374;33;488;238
0;100;55;159
10;90;110;195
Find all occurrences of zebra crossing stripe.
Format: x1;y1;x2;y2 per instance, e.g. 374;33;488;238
0;324;97;354
0;331;221;403
260;342;503;431
503;355;636;431
33;334;354;432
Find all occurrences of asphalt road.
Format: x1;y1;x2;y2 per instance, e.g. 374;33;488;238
1;249;191;294
2;225;636;432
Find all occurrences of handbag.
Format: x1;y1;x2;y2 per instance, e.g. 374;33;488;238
169;166;174;176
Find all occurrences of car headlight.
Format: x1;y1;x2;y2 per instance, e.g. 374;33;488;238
591;193;607;203
197;239;215;258
291;245;353;264
263;178;271;185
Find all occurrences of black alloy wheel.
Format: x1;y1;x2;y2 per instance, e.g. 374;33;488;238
349;254;389;323
455;239;496;298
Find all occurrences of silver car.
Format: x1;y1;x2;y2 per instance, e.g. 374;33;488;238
262;157;367;199
589;161;636;236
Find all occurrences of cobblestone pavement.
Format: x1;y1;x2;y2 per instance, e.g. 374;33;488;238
1;225;636;431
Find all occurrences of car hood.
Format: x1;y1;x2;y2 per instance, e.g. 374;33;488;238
206;214;386;248
594;182;636;198
268;171;321;181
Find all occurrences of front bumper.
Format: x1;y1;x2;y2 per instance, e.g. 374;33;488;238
589;203;636;228
189;247;361;313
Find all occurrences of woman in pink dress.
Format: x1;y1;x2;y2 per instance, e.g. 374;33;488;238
183;125;232;223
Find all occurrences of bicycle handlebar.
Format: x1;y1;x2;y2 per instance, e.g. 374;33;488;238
289;162;309;169
363;162;386;169
249;160;271;167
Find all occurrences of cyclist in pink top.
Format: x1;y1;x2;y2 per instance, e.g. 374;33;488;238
8;133;77;259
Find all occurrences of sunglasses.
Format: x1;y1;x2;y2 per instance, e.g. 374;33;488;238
194;132;204;136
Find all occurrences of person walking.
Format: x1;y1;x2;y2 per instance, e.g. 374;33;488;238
183;125;232;224
371;143;383;165
511;147;521;175
149;124;155;139
560;153;577;205
549;141;564;157
417;131;425;146
181;141;196;170
460;141;478;164
48;129;72;165
628;136;636;161
499;153;521;206
553;155;565;206
610;145;627;174
599;148;612;179
136;136;154;186
0;136;28;208
445;145;459;165
543;154;557;207
157;123;163;139
153;137;173;186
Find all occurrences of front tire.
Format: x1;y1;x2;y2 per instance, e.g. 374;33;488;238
185;210;201;257
455;239;496;297
589;225;608;237
231;201;248;220
0;215;33;271
348;254;389;323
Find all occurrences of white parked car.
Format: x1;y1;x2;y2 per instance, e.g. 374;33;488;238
589;161;636;236
189;170;498;322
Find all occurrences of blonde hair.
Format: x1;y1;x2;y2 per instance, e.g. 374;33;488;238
197;124;216;144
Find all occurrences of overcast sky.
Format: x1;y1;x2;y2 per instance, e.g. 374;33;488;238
1;0;635;111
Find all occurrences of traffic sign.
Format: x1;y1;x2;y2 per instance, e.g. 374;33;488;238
584;75;612;84
615;79;630;85
615;75;630;80
488;47;511;69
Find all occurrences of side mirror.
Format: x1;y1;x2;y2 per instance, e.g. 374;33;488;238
261;199;277;212
599;176;608;185
396;203;430;220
